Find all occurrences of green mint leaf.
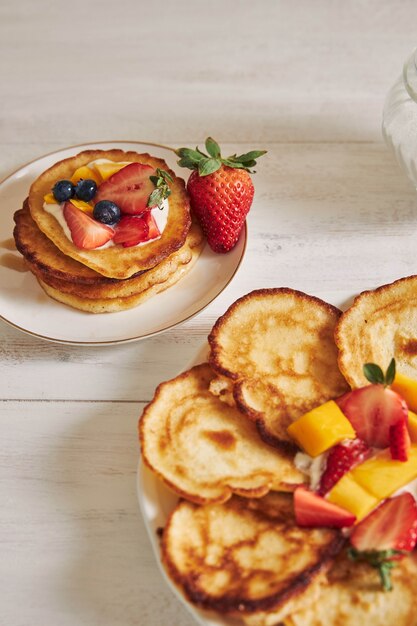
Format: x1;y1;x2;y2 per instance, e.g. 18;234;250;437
148;189;163;208
363;363;385;385
198;158;221;177
379;563;393;591
385;358;396;386
158;169;173;183
205;137;221;159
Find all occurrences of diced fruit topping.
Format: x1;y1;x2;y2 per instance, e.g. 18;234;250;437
350;445;417;499
92;161;132;181
63;201;114;250
75;179;97;202
71;166;101;185
52;179;75;203
294;486;356;528
350;493;417;552
176;137;266;253
43;192;56;204
318;439;370;495
143;211;161;239
326;473;379;521
390;419;411;461
93;200;121;225
287;400;356;457
391;372;417;412
113;215;150;247
69;199;93;214
94;162;156;215
336;385;408;448
408;410;417;442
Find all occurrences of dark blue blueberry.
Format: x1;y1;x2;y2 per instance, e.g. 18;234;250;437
75;179;97;202
52;180;75;203
93;200;121;225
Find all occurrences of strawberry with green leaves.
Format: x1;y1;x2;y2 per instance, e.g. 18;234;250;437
175;138;266;253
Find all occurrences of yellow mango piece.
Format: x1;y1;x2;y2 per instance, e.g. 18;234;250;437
69;199;93;214
391;372;417;412
327;473;379;521
43;192;56;204
351;445;417;499
287;400;356;457
70;166;101;185
408;411;417;443
92;161;132;181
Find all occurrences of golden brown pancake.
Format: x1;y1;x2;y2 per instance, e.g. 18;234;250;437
28;149;191;279
139;363;304;504
161;493;344;617
336;275;417;388
285;550;417;626
208;289;349;449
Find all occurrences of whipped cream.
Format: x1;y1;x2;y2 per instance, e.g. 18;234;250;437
43;159;169;250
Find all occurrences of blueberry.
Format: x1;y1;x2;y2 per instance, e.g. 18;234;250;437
93;200;121;225
52;180;75;203
75;179;97;202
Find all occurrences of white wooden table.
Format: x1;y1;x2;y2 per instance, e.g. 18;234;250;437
1;2;417;625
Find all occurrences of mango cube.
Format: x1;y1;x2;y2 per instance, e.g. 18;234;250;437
69;199;93;214
391;372;417;412
43;192;56;204
408;411;417;443
287;400;356;457
70;165;101;185
350;445;417;499
92;161;132;181
327;473;378;521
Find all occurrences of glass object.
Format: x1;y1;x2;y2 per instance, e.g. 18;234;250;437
382;48;417;187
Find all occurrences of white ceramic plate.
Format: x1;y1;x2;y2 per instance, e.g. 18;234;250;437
0;141;246;345
137;344;242;626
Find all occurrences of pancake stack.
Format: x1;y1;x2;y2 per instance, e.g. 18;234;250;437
13;149;204;313
139;286;417;626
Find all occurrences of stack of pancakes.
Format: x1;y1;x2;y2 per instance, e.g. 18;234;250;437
13;149;204;313
139;285;417;626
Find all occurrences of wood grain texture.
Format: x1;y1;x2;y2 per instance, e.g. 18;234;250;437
2;1;417;625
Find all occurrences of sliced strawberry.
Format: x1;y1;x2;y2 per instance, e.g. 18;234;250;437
294;486;356;528
94;162;156;215
318;439;370;495
113;215;149;248
390;419;411;461
335;384;408;448
63;201;114;250
350;493;417;552
143;211;161;239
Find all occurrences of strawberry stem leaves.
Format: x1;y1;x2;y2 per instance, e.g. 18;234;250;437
175;137;267;176
148;169;173;209
363;358;396;387
347;547;404;591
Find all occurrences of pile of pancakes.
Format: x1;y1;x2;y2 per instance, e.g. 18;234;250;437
139;283;417;626
13;149;204;313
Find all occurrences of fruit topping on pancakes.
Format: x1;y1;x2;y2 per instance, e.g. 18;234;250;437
45;160;172;250
176;137;266;253
287;357;417;590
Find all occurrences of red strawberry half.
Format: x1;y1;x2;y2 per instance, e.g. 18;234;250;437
294;486;356;528
143;211;161;239
336;384;408;448
63;201;114;250
318;439;370;495
390;419;411;461
113;215;150;248
95;162;156;215
350;493;417;552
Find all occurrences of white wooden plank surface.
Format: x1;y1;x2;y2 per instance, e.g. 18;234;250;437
2;1;417;625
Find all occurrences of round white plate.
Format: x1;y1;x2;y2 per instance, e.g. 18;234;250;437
0;141;246;345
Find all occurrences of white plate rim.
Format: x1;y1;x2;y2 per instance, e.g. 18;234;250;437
0;140;247;346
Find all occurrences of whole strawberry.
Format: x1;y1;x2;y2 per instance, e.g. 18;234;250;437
175;138;266;253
